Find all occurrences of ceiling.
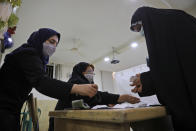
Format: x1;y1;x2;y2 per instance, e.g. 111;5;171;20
10;0;196;72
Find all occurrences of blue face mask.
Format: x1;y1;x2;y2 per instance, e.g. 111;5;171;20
43;42;56;57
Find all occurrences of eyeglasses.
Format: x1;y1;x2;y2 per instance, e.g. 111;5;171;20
85;71;95;75
130;21;142;31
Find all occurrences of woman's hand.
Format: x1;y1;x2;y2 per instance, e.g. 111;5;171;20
130;74;142;93
117;94;140;104
71;84;98;98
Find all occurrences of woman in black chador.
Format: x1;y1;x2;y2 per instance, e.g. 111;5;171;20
130;7;196;130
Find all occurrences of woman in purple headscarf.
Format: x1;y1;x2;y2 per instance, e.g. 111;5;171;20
0;28;98;131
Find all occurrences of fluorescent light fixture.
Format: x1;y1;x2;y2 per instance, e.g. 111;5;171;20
104;57;110;62
130;42;138;48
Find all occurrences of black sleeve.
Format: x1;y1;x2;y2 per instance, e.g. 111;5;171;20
17;52;73;100
138;71;156;97
84;91;120;107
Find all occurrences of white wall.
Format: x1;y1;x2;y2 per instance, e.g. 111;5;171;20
101;71;114;93
113;64;159;105
189;7;196;17
94;67;103;91
113;64;149;95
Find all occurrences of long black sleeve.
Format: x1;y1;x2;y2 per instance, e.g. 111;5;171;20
17;51;73;100
139;71;156;97
84;91;120;107
55;91;120;109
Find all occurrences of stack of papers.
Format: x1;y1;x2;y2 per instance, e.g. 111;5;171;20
91;102;148;110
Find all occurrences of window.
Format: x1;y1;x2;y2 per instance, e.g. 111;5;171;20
46;65;54;78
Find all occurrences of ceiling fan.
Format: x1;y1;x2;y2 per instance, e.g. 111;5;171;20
65;38;91;62
68;38;80;52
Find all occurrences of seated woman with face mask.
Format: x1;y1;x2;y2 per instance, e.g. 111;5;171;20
48;62;140;131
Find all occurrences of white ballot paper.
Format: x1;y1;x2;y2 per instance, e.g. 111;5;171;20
91;101;148;110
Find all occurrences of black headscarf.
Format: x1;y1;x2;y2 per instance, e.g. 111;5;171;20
68;62;93;84
27;28;60;65
5;28;60;69
131;7;196;130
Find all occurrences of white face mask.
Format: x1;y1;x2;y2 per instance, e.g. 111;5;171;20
84;73;94;83
140;26;144;36
43;42;56;57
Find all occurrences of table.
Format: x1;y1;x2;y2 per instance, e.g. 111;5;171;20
49;106;173;131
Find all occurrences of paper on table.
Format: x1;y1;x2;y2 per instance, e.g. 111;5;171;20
91;105;110;109
112;102;147;108
91;101;148;110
